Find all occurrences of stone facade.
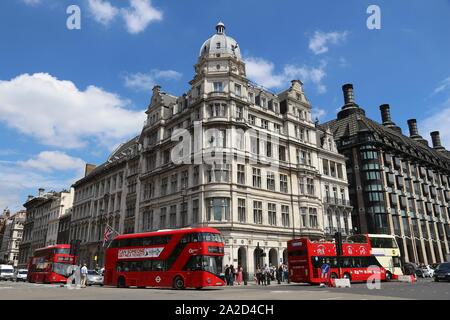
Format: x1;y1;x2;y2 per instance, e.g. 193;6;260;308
0;211;25;267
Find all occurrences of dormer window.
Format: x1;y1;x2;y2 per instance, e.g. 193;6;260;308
216;42;221;49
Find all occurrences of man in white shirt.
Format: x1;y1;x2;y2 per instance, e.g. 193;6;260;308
80;263;88;288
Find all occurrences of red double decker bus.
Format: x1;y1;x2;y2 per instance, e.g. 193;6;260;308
104;227;225;289
28;244;76;283
287;238;389;284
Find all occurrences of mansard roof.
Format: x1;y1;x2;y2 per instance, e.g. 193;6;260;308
322;112;450;172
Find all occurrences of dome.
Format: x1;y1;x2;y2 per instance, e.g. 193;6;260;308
199;22;241;60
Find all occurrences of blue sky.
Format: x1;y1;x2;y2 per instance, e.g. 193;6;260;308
1;0;450;211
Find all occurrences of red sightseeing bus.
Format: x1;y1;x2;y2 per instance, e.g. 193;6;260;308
104;227;225;289
287;238;389;284
28;244;76;283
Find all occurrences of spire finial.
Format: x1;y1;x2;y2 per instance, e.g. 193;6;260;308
216;21;225;34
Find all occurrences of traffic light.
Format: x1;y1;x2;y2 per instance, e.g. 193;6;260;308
334;232;343;256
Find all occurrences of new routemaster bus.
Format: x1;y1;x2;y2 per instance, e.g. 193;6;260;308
287;237;390;284
104;227;225;289
28;244;76;283
348;234;403;278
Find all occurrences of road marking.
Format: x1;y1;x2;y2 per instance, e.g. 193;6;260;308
0;287;14;289
271;290;292;293
320;297;344;300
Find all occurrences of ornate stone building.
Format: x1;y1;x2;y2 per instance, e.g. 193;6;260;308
0;211;25;267
323;84;450;264
70;23;351;272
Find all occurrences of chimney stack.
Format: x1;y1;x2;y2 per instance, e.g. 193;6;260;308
407;119;428;146
27;195;34;202
380;104;393;125
38;188;45;197
407;119;419;137
342;84;355;105
430;131;445;151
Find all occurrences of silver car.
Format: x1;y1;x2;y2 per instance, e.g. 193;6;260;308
86;270;104;286
14;269;28;282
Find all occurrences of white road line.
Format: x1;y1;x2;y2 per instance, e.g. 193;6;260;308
320;297;344;300
0;287;14;289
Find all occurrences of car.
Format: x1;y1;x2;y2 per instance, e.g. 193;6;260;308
0;265;14;281
419;265;434;278
13;269;28;282
430;263;440;270
86;270;104;286
403;262;421;278
433;263;450;282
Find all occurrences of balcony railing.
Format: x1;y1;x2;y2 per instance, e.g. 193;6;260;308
323;197;352;206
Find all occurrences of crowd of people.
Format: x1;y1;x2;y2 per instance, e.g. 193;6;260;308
223;263;289;286
255;264;289;285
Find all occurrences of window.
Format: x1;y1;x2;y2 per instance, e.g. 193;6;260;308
237;164;246;184
236;106;243;119
180;170;189;190
307;178;315;196
282;205;290;227
193;166;200;185
268;203;277;226
261;120;269;129
300;207;308;227
180;203;188;227
235;84;242;96
253;201;263;224
161;177;168;196
267;171;275;191
209;103;226;118
169;205;177;228
280;174;288;193
142;210;153;231
248;114;256;125
192;199;199;224
207;198;230;221
274;124;281;133
253;168;261;188
207;164;230;183
309;208;318;228
160;208;167;229
238;199;246;223
171;174;178;193
213;82;223;92
279;146;286;162
207;129;226;148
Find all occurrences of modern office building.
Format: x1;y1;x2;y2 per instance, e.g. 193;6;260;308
322;84;450;264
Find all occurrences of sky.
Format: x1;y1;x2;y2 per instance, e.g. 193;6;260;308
1;0;450;212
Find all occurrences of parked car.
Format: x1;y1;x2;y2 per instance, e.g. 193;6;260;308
13;269;28;282
0;265;14;281
86;270;103;286
430;263;440;270
433;263;450;282
419;265;434;278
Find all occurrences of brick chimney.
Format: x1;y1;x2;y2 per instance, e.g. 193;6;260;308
430;131;445;151
337;83;366;120
407;119;428;146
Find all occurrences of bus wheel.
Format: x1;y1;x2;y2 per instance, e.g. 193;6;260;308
343;273;351;281
385;271;392;282
117;276;127;288
173;276;185;290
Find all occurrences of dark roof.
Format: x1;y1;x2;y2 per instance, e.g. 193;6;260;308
73;135;139;187
322;111;450;172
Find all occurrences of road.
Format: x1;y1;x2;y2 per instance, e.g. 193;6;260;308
0;278;448;300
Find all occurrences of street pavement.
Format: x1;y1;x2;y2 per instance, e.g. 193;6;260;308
0;278;448;300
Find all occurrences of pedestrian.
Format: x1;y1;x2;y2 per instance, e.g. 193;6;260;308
80;263;88;288
224;265;230;286
283;264;289;283
277;264;283;284
263;264;270;285
255;266;262;285
229;265;235;286
236;265;243;285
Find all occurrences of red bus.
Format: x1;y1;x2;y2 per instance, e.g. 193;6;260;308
287;238;389;284
104;227;225;289
28;244;76;283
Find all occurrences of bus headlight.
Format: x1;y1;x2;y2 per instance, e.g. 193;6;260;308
207;278;212;284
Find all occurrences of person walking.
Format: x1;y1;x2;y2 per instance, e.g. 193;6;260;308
263;264;270;285
255;266;262;285
229;265;235;286
236;265;243;285
277;264;283;284
80;263;88;288
224;265;231;286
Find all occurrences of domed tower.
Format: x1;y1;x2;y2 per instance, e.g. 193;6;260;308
191;22;247;86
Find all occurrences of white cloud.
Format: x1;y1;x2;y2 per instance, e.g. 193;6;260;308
124;69;182;91
421;98;450;149
308;31;348;55
433;77;450;95
245;57;327;93
20;0;41;6
121;0;163;34
312;108;327;121
0;73;145;149
87;0;119;25
0;151;84;211
18;151;85;174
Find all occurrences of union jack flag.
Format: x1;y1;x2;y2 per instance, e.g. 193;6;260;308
103;226;113;247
